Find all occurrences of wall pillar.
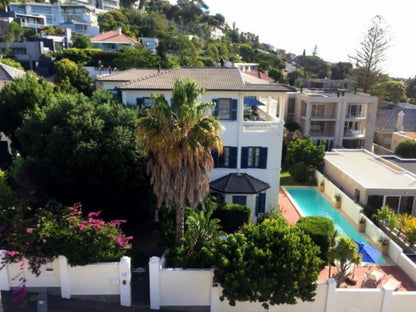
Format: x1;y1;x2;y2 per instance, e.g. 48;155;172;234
0;251;10;291
325;278;336;312
58;255;71;299
149;256;161;310
210;286;219;312
380;285;394;312
119;256;131;307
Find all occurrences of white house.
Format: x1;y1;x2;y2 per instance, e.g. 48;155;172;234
96;67;296;217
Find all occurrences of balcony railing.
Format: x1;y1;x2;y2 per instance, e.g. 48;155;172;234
310;132;334;137
344;129;365;137
20;22;44;28
243;120;280;132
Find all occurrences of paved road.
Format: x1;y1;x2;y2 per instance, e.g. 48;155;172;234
1;291;182;312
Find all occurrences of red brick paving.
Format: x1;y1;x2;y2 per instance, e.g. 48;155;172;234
318;264;416;291
278;187;301;225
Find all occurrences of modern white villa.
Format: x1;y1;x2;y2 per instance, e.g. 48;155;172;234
96;66;296;217
285;87;378;151
323;149;416;215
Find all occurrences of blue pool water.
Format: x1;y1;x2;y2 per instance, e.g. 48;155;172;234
286;187;385;264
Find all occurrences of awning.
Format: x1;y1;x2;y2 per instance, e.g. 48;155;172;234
244;97;266;106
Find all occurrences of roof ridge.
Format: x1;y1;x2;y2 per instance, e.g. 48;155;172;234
116;67;177;88
96;67;138;79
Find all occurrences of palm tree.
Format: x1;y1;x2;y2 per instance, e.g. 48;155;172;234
137;78;223;243
328;236;361;287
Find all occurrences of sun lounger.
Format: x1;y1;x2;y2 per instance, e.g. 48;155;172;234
382;278;401;290
364;270;385;286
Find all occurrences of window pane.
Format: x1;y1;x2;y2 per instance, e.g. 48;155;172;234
219;147;230;167
399;196;414;215
218;99;231;119
385;196;400;213
232;196;247;206
248;147;260;167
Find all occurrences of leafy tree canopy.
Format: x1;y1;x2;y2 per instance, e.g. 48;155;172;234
0;58;24;70
13;90;148;214
0;71;53;153
54;58;92;95
395;140;416;158
215;217;322;308
72;34;93;49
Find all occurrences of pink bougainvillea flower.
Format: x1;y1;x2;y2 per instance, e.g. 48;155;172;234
7;250;16;257
26;228;33;233
88;211;101;218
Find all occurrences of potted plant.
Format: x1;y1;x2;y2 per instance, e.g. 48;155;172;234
334;193;342;209
378;237;389;255
319;180;325;192
358;215;366;233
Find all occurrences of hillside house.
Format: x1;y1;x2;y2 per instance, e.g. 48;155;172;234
96;67;296;218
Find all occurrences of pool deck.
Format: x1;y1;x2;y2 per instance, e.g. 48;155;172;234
278;186;416;291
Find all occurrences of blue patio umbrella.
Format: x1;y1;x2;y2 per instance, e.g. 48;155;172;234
355;240;381;263
243;97;266;106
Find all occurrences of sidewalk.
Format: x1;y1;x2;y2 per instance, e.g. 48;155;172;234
1;291;177;312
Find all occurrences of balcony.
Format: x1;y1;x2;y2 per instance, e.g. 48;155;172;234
344;129;366;138
310;131;335;138
20;22;44;28
243;107;280;132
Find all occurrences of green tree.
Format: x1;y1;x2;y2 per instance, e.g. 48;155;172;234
296;55;328;79
0;58;23;70
0;21;23;44
215;217;322;308
54;58;92;95
0;170;13;208
330;62;352;80
406;76;416;100
286;136;325;183
137;78;223;243
349;15;391;93
395;140;416;158
72;34;93;49
113;46;159;70
328;236;361;287
385;80;405;106
0;71;53;153
14;90;148;213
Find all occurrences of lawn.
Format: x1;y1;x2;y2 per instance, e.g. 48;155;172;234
280;171;297;186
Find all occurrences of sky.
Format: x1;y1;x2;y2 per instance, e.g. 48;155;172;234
170;0;416;79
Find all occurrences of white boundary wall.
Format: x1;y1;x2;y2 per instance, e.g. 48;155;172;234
149;257;416;312
316;171;416;282
0;254;131;306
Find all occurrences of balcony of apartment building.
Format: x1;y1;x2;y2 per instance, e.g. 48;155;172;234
242;97;281;132
345;103;367;120
309;120;336;138
343;121;366;138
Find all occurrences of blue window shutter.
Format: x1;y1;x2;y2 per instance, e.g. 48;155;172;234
231;99;238;120
117;90;122;99
241;147;248;168
257;193;266;214
213;99;219;116
229;147;237;168
259;147;268;169
136;97;143;106
212;150;219;168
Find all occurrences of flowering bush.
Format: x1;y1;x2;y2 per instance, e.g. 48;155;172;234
0;203;132;275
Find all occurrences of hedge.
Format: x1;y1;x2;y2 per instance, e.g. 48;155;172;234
296;216;335;262
213;203;251;234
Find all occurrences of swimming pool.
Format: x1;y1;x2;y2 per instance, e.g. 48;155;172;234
285;187;385;264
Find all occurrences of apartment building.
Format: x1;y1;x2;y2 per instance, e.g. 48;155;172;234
286;89;378;150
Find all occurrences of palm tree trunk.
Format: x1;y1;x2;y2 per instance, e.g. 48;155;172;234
175;205;185;244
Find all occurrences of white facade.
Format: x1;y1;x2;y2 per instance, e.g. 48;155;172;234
9;2;102;35
120;89;288;216
287;91;378;150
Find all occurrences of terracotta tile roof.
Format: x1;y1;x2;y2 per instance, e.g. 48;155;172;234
116;67;296;92
90;30;139;44
96;68;161;82
210;173;270;194
0;63;25;81
243;71;275;82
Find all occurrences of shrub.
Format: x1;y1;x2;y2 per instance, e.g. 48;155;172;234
166;209;224;268
212;203;251;233
215;217;322;308
395;140;416;158
296;216;335;262
0;203;132;275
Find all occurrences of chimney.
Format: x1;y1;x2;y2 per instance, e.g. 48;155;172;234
396;110;405;132
117;27;122;35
